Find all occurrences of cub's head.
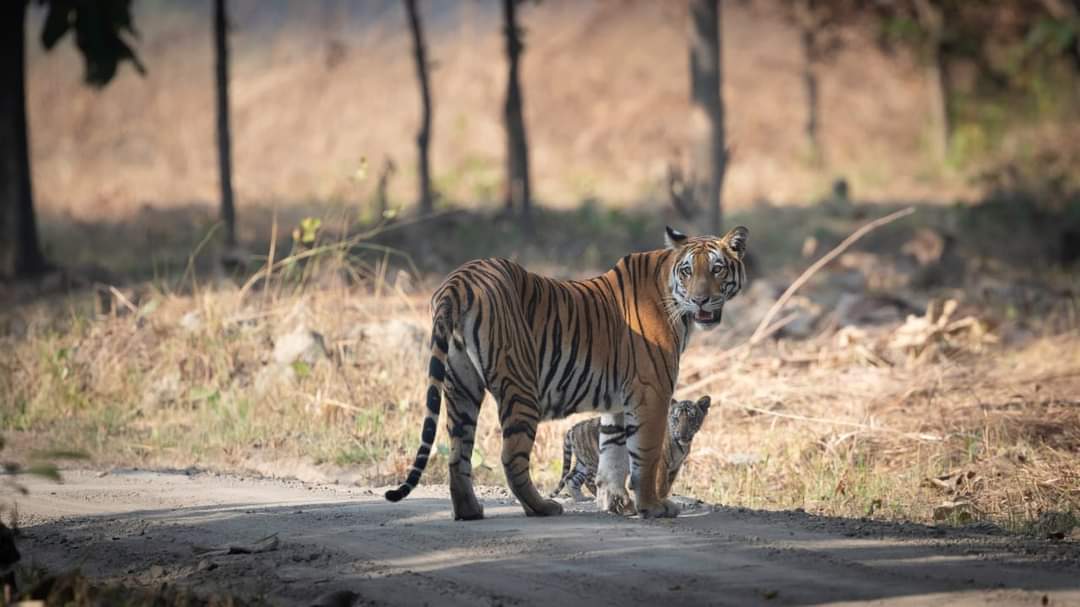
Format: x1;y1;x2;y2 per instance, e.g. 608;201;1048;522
668;395;711;447
665;225;748;329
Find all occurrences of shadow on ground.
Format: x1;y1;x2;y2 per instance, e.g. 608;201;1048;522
15;469;1080;606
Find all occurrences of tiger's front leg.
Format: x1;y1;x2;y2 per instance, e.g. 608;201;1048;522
629;392;679;518
595;413;636;515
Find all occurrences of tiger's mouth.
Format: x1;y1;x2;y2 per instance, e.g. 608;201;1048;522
693;309;722;326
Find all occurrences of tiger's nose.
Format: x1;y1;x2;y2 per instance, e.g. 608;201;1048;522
692;296;709;306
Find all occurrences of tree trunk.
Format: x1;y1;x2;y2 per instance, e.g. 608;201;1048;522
800;24;821;161
913;0;949;161
688;0;726;235
214;0;237;248
502;0;532;231
925;43;950;161
0;0;48;281
405;0;433;215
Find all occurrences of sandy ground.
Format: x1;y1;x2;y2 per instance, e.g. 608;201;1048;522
13;469;1080;607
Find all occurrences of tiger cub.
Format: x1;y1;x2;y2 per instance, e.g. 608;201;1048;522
552;396;711;502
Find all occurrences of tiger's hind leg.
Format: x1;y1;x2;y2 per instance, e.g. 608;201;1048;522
494;388;563;517
445;341;485;521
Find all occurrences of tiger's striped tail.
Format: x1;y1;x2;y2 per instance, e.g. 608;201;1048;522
384;301;453;502
549;428;575;498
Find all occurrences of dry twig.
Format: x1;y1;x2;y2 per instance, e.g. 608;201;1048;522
749;207;916;343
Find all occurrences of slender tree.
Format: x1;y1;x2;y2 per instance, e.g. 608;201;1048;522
777;0;857;163
912;0;950;162
404;0;434;215
502;0;532;230
0;1;45;280
799;11;821;158
0;0;143;281
688;0;726;235
214;0;237;249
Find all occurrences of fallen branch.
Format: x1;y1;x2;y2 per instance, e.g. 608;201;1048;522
748;206;916;344
736;404;942;442
675;208;916;398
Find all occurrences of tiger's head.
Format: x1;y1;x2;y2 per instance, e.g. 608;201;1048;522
664;225;748;329
668;395;711;447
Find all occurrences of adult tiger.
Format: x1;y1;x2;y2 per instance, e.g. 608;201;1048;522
384;226;748;520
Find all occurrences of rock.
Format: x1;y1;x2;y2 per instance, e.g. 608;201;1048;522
836;251;915;291
902;228;948;267
148;564;165;578
196;559;217;572
140;372;182;409
350;319;427;354
834;293;915;328
179;311;202;332
776;296;822;339
273;326;329;367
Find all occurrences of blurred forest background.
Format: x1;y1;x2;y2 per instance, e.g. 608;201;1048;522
2;0;1080;540
5;0;1079;279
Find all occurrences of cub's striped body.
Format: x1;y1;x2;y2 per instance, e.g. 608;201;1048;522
385;226;747;520
552;396;711;502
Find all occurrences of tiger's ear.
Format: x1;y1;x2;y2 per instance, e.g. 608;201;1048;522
696;395;711;412
721;226;748;259
665;226;688;249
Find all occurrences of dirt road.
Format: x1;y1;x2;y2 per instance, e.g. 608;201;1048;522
15;469;1080;606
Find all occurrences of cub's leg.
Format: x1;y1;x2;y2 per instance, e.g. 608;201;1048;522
596;413;635;515
495;388;563;517
444;340;485;520
566;461;591;502
629;391;679;518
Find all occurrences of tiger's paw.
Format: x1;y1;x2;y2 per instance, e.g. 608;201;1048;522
523;498;564;517
638;498;680;519
597;486;636;516
452;499;484;521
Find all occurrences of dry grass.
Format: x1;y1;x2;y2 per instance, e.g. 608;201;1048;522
2;236;1077;534
676;333;1080;529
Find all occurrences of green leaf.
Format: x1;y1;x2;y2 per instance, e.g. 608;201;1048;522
291;361;311;377
299;218;322;245
351;157;368;182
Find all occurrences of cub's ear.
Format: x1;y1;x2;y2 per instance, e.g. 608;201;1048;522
722;226;748;259
696;395;712;411
665;226;688;249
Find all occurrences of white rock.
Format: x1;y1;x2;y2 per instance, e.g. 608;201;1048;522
273;326;329;366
